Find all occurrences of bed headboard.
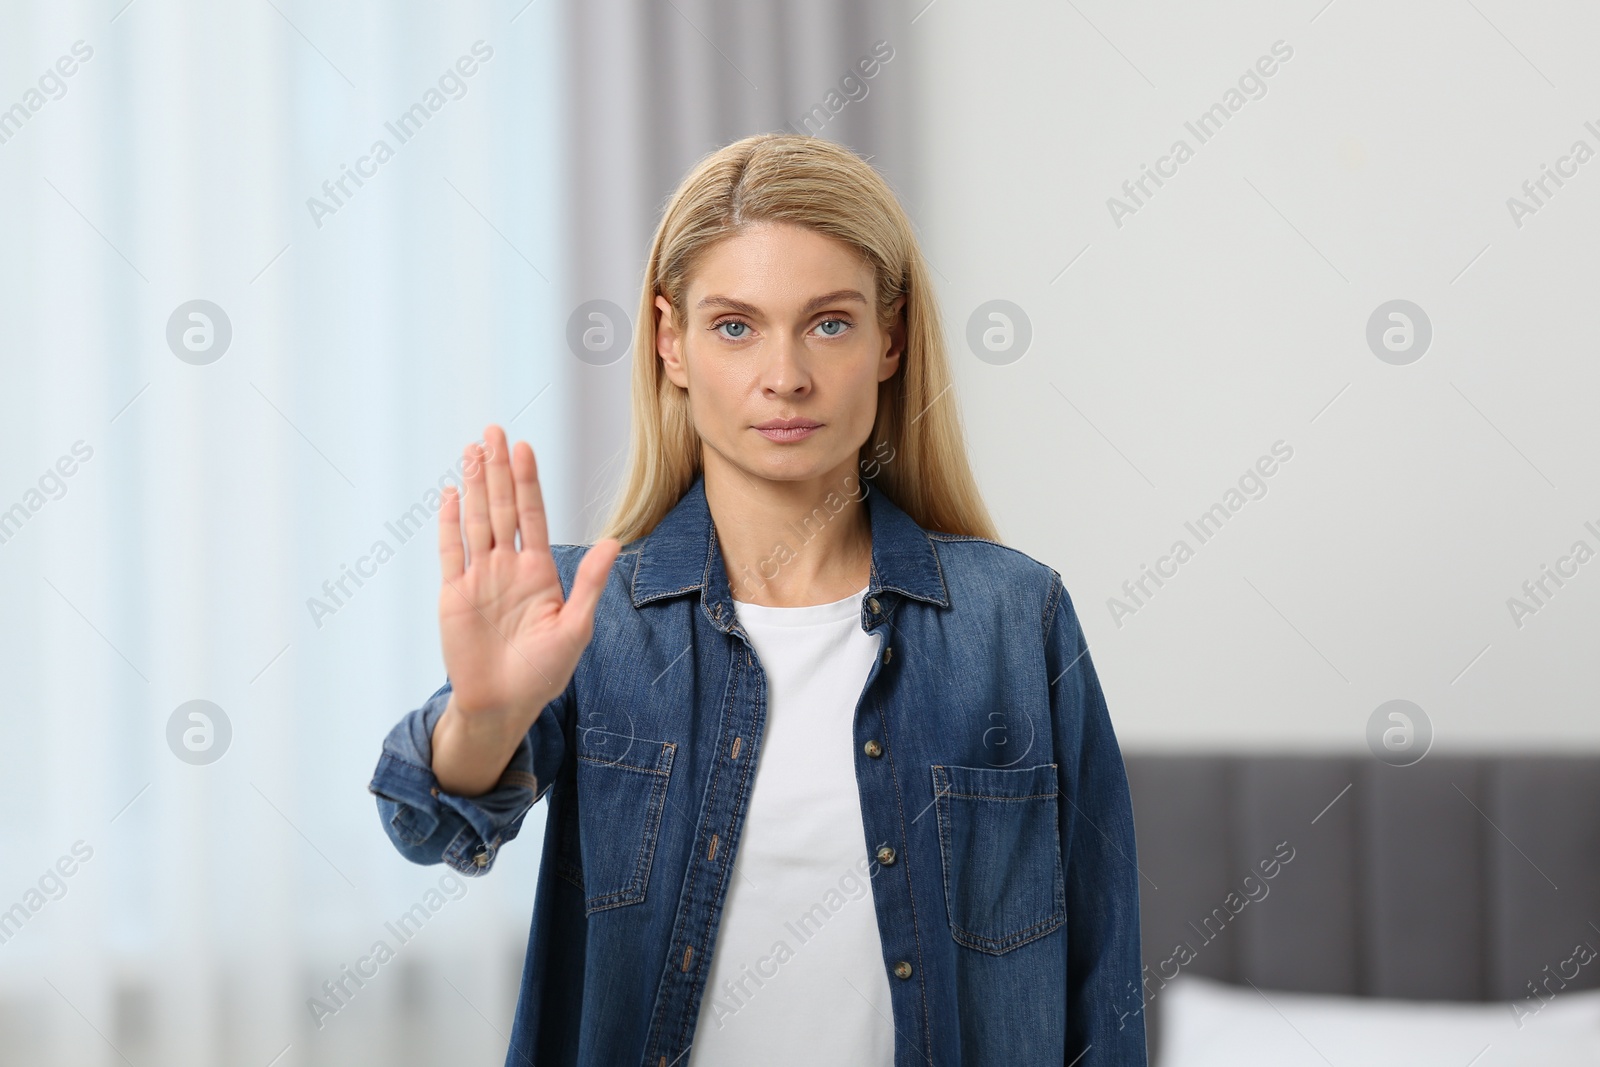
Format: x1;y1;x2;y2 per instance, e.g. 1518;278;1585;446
1123;754;1600;1057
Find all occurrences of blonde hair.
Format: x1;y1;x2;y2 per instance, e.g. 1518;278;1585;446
598;132;999;546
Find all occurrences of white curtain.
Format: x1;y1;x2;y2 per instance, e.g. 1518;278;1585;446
0;1;570;1063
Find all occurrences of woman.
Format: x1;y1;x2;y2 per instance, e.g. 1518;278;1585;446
370;132;1146;1066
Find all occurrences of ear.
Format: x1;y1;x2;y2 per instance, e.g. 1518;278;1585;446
656;294;690;389
878;294;907;383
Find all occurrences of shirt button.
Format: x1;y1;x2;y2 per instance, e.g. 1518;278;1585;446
882;646;892;664
876;845;896;865
430;786;440;798
893;960;913;979
867;596;881;614
863;739;883;758
473;850;490;868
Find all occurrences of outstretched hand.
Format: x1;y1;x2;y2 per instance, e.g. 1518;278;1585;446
431;424;620;796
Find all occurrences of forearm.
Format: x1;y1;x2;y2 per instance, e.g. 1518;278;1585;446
370;681;546;874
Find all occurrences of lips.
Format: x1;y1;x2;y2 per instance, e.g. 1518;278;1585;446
753;417;821;443
753;418;820;430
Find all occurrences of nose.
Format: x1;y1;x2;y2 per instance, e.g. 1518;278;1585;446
758;332;811;398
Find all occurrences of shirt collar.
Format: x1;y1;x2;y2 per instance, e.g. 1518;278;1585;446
628;471;949;626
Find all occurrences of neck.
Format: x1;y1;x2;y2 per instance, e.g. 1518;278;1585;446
702;452;872;608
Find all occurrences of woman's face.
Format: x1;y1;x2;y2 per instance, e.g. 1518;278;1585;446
656;221;904;491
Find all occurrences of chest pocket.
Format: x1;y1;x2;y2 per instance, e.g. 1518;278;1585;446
932;762;1067;954
554;727;677;914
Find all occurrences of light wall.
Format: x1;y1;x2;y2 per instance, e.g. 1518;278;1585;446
908;0;1600;752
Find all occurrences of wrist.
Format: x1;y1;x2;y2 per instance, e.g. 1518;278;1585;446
431;694;536;795
441;695;536;754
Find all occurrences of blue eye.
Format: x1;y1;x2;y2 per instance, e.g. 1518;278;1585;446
816;318;850;337
715;320;749;339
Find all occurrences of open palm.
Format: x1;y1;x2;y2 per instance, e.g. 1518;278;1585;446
438;424;620;728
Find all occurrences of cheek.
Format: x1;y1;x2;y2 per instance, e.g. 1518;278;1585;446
703;355;753;393
685;352;751;426
838;351;887;410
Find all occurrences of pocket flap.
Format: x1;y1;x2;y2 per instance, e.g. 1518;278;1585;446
933;761;1058;800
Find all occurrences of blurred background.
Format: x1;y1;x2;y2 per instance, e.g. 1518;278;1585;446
2;0;1597;1063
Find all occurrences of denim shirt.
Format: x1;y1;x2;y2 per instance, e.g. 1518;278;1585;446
369;472;1147;1066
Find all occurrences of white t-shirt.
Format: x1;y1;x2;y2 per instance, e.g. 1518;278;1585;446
687;584;895;1066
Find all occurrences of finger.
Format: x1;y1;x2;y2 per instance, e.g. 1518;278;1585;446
483;424;517;550
438;484;465;580
561;538;621;639
512;440;551;556
461;440;492;563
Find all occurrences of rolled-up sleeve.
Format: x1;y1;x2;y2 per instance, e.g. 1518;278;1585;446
1045;574;1148;1066
368;677;572;877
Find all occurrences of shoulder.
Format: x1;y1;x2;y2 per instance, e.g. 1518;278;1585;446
548;542;644;597
924;530;1061;589
923;532;1070;636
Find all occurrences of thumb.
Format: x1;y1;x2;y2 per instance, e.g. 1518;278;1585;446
560;538;621;640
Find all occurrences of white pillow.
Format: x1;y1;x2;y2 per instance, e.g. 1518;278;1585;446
1158;974;1600;1067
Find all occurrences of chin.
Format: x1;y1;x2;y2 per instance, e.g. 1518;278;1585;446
745;454;834;484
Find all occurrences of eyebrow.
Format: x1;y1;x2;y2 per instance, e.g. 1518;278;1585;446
695;288;868;318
